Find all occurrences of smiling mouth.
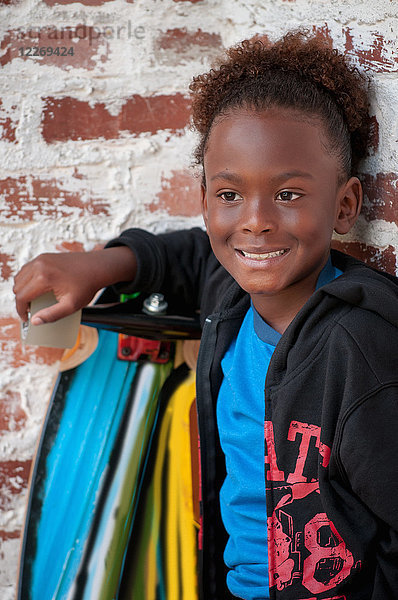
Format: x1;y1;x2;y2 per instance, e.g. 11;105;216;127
238;248;288;260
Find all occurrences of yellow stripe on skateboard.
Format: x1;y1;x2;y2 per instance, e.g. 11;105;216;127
165;370;198;600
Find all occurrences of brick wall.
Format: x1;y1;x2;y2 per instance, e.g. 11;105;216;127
0;1;397;596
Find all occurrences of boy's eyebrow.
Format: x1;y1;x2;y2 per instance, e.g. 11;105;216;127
273;170;315;182
210;171;244;184
210;170;315;184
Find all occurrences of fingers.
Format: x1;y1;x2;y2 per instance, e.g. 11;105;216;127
13;264;48;321
13;253;67;322
13;287;31;322
31;298;80;325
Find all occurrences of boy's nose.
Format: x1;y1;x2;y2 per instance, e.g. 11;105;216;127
241;198;277;234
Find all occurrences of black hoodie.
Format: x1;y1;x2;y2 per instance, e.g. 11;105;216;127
108;227;398;600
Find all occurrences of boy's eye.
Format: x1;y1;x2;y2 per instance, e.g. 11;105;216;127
276;191;302;202
218;191;243;202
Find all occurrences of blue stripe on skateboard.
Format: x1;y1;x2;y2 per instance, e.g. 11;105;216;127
31;329;137;600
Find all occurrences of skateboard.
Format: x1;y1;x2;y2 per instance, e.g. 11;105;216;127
17;295;201;600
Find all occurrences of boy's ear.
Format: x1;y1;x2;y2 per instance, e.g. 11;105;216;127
334;176;363;235
201;184;209;231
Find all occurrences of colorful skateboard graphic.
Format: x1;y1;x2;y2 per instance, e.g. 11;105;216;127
17;299;201;600
119;365;199;600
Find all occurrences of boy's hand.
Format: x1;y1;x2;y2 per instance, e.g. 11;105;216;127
13;247;137;325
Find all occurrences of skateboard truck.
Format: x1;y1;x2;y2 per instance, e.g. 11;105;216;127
117;335;171;363
118;292;171;363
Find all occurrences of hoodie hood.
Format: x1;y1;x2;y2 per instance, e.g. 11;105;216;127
268;250;398;387
327;250;398;327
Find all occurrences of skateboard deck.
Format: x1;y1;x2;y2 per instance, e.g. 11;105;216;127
17;300;201;600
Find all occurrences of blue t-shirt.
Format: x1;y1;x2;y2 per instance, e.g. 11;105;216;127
217;257;343;600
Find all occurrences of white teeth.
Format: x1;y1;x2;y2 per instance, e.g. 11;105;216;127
241;249;287;260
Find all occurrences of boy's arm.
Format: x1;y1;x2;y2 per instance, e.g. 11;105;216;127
13;246;137;324
14;227;212;324
105;227;212;313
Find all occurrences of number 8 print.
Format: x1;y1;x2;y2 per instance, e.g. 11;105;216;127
302;513;354;594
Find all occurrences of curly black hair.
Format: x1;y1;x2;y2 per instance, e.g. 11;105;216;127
189;31;370;181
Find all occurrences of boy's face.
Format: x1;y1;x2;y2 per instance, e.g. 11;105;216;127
202;108;361;324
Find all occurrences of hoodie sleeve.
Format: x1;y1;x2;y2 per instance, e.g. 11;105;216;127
338;384;398;582
105;227;212;313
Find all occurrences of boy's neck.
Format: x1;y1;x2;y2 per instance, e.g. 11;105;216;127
250;271;321;334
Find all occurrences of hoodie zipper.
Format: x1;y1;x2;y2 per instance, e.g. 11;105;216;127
196;315;225;600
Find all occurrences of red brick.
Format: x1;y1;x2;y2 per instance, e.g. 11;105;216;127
0;35;12;67
41;94;191;142
55;241;103;253
0;177;109;223
332;241;396;275
0;253;13;280
0;317;64;368
0;530;20;541
155;28;222;66
149;169;202;217
1;26;108;70
0;391;27;433
344;29;398;72
0;461;31;510
368;115;379;154
360;172;397;223
157;27;221;51
55;241;85;253
0;100;17;142
311;24;333;46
